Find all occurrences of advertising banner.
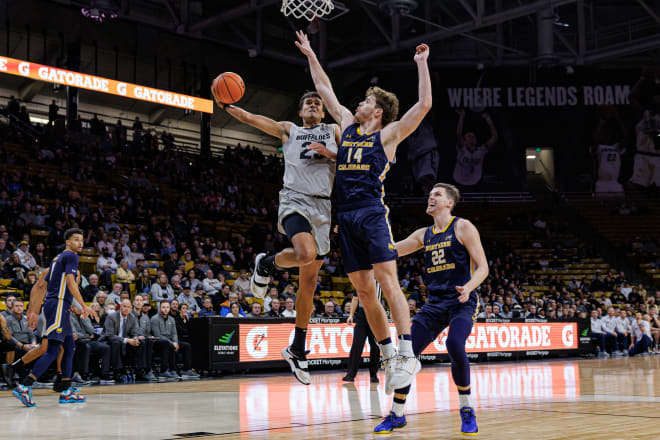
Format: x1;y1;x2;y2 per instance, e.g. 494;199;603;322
0;56;214;113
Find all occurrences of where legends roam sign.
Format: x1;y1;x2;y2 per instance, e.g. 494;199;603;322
0;56;214;114
447;85;630;108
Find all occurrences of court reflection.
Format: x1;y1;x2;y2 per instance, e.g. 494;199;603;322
239;361;581;430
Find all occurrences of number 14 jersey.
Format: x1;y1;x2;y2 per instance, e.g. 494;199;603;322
282;123;338;198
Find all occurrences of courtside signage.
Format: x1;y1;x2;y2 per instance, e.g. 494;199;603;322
238;321;579;362
0;56;214;113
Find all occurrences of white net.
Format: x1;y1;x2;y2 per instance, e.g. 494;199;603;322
281;0;334;21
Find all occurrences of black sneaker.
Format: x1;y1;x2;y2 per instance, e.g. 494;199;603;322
370;375;379;384
281;346;311;385
1;364;15;389
342;375;355;382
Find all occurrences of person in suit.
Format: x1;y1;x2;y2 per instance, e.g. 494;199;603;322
130;295;157;382
105;299;141;380
70;305;113;384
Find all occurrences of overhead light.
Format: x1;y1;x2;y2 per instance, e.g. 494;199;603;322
30;116;50;125
526;155;537;159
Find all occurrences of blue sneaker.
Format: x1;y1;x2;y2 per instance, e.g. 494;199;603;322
460;406;478;436
59;387;87;404
12;384;36;407
374;411;407;434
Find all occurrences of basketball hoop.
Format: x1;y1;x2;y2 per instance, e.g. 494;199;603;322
281;0;334;21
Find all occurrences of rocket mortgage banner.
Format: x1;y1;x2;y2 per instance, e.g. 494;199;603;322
0;56;214;113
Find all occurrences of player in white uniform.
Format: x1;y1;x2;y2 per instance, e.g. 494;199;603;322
453;109;498;187
593;143;624;193
212;90;341;385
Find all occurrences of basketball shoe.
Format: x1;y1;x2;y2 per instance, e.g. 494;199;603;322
59;387;87;404
385;355;421;394
374;411;407;434
250;253;270;299
281;346;311;385
12;384;36;407
460;406;478;436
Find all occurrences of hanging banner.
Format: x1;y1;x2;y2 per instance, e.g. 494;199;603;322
0;56;214;113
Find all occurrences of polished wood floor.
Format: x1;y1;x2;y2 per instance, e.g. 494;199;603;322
2;356;660;439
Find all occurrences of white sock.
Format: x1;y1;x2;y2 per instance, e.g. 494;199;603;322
380;342;396;359
392;401;405;417
459;393;473;408
398;338;414;357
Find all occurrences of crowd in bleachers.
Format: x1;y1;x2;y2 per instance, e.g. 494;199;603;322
1;103;660;389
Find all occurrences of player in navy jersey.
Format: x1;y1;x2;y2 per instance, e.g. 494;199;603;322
296;31;431;392
13;228;96;407
374;183;488;436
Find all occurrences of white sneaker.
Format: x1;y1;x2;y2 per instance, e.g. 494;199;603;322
281;346;311;385
250;253;270;299
386;355;421;394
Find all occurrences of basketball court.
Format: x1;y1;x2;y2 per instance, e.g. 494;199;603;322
3;357;658;439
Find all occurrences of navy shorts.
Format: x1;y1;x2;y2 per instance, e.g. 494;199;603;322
413;294;479;336
337;202;398;273
44;298;72;342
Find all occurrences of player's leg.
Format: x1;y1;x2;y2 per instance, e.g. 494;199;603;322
252;214;317;298
446;316;478;436
13;338;62;407
375;319;439;434
3;339;48;387
282;259;323;385
59;334;86;403
373;260;421;392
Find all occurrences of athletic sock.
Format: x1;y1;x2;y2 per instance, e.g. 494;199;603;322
392;385;411;417
379;337;396;359
22;375;35;387
291;327;307;353
259;255;279;276
459;392;473;408
61;379;72;392
11;358;26;375
398;334;413;357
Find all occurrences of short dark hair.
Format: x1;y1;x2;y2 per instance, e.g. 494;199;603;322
13;298;24;304
432;183;460;211
160;300;170;307
64;228;84;241
298;91;323;110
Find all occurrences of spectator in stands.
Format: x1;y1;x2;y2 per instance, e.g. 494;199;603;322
226;302;243;318
6;299;36;359
232;269;250;295
14;241;36;271
319;301;338;318
70;305;113;384
601;306;621;355
136;268;153;294
163;252;179;279
282;297;296;318
182;269;201;293
105;298;141;380
628;312;653;356
107;283;123;306
177;286;200;315
151;273;174;302
151;300;196;379
312;290;324;316
408;299;418;318
478;304;493;319
0;238;11;274
263;287;280;313
48;100;59;124
202;269;222;297
220;292;243;317
525;304;541;319
116;259;135;287
132;116;143;132
610;286;626;305
82;274;100;302
175;303;192;342
616;310;632;354
590;310;608;357
246;302;263;318
267;299;281;318
97;251;118;287
130;295;157;382
198;297;216;317
8;253;29;281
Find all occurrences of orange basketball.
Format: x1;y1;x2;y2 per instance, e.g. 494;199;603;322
212;72;245;105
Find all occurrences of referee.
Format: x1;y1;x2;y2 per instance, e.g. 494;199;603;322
343;290;381;383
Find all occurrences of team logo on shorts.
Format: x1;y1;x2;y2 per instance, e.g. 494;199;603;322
56;328;62;333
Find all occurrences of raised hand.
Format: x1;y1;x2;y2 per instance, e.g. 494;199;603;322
295;30;315;58
414;43;430;63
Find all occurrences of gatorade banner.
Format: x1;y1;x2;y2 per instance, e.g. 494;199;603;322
0;56;214;113
237;320;584;363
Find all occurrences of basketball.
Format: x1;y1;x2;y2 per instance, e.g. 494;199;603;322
212;72;245;104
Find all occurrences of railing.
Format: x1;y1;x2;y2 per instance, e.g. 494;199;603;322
386;192;536;206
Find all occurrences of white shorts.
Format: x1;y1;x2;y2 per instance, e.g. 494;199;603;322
277;188;331;256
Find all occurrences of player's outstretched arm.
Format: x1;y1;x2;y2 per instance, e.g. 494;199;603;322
481;112;498;148
295;31;355;129
26;269;49;329
455;219;489;303
395;227;426;257
381;44;432;160
456;108;465;145
211;89;293;141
